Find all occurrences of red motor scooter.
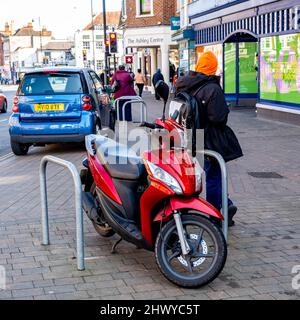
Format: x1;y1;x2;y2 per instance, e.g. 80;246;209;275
81;82;227;288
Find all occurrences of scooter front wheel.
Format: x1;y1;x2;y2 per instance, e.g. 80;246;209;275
155;213;227;288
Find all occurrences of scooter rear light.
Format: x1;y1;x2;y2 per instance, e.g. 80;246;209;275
13;97;19;105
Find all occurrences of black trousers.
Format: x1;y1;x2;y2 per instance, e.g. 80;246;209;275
136;84;144;97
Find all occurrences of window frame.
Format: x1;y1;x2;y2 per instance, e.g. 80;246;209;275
136;0;154;18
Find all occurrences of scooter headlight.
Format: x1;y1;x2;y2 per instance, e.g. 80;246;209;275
194;158;203;193
146;161;183;194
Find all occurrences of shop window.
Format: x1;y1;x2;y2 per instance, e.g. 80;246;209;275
260;33;300;105
96;42;103;49
97;60;104;70
136;0;153;16
83;42;90;49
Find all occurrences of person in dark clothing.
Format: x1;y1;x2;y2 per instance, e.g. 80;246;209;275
176;51;238;227
169;64;176;83
111;65;136;121
99;72;105;85
152;69;164;100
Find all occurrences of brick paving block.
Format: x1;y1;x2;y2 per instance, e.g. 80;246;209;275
175;294;210;300
34;294;57;300
88;287;120;298
101;294;134;300
206;290;231;300
12;288;44;299
225;296;254;300
83;274;114;283
93;279;125;289
117;286;136;294
225;288;258;298
251;294;276;300
161;288;184;298
43;285;75;295
133;283;165;293
132;290;165;300
0;290;13;299
55;291;90;300
124;276;155;286
33;279;55;288
54;277;84;286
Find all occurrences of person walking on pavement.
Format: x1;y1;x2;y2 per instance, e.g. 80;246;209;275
176;51;243;227
128;67;135;80
135;69;147;97
152;69;165;100
111;65;137;121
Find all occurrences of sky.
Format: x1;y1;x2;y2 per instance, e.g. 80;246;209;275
1;0;122;39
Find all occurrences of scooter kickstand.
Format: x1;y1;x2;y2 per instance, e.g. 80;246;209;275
111;237;123;254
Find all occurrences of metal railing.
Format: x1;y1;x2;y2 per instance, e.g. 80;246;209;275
200;150;229;242
113;96;148;123
40;156;85;271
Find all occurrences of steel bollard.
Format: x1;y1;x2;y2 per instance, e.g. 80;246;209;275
40;156;85;271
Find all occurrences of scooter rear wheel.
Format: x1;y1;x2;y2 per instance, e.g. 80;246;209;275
155;213;227;288
90;183;115;238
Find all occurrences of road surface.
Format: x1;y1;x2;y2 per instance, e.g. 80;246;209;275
0;85;17;158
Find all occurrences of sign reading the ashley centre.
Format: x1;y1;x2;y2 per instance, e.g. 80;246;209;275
126;37;164;46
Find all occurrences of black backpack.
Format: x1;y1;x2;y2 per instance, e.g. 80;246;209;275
170;84;243;162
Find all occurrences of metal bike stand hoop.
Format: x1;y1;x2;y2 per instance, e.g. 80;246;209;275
200;150;229;242
40;155;85;271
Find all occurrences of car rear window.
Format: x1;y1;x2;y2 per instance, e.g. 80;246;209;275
20;72;83;95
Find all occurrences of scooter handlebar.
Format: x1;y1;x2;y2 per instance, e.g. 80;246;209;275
140;122;164;130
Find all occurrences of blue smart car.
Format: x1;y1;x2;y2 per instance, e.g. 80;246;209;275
9;67;107;155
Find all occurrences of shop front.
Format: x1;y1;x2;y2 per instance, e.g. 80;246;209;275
190;2;300;124
124;26;177;90
172;28;196;75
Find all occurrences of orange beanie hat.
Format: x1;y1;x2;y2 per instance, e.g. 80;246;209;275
195;51;218;75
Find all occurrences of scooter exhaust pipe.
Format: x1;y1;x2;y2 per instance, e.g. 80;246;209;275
82;192;99;222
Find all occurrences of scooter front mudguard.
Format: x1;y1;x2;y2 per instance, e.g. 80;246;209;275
154;196;224;222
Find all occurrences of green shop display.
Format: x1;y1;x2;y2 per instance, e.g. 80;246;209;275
260;33;300;106
224;43;236;94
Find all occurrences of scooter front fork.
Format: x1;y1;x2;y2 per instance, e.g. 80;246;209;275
173;211;191;255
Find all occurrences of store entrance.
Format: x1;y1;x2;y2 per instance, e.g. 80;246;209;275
223;32;258;107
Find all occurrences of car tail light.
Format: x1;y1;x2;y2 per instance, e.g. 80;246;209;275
13;97;19;105
82;103;92;111
12;106;19;113
12;96;19;112
82;95;91;103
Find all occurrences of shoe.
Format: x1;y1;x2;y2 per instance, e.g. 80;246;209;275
228;205;237;227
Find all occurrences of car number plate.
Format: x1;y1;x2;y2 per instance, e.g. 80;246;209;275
34;103;65;112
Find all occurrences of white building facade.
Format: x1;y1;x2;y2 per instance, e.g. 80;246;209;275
74;11;123;73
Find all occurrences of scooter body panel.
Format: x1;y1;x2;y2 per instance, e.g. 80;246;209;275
87;154;122;205
154;196;224;222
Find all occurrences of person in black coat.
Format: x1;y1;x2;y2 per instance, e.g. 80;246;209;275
176;51;241;227
152;69;164;100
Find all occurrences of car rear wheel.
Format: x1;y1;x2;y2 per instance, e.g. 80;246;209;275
11;140;30;156
1;100;7;113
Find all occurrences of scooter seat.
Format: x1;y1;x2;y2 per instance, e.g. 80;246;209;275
94;135;146;181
